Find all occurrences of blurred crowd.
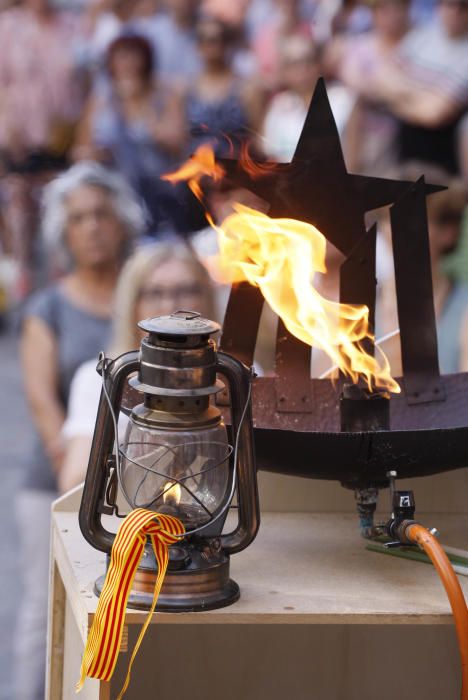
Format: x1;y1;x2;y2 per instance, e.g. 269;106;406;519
0;0;468;302
1;1;468;699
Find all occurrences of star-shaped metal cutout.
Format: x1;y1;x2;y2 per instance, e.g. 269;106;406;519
219;77;443;256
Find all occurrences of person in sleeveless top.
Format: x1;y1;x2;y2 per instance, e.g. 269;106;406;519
74;34;186;233
15;162;144;700
186;16;264;157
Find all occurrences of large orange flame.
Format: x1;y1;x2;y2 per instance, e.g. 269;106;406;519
164;146;400;394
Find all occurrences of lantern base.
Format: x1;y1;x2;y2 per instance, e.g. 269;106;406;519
94;553;240;612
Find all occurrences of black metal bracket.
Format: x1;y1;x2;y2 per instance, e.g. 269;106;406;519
275;318;313;412
340;223;377;359
390;178;446;406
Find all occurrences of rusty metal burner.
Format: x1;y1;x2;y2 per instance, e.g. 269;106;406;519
214;78;468;490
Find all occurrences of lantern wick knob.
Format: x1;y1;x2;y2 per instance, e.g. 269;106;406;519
171;310;201;320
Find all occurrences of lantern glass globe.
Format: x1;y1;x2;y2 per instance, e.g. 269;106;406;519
120;417;231;529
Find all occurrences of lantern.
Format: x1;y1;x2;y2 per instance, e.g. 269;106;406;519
79;311;260;611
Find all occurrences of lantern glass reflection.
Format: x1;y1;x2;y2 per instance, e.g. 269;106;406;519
120;418;231;529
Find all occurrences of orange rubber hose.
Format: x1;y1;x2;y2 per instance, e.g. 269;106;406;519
406;524;468;700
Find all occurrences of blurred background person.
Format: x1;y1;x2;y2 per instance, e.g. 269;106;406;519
350;0;468;175
81;0;146;76
0;0;84;298
0;0;82;163
15;162;144;700
186;15;265;157
140;0;201;87
261;34;355;161
60;241;216;492
201;0;250;28
253;0;313;89
327;0;412;175
328;0;374;36
74;34;186;233
198;0;258;79
261;36;321;161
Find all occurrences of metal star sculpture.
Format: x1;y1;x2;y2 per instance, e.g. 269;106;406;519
219;77;443;369
204;77;468;491
219;77;442;256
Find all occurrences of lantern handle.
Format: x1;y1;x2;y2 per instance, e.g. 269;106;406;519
216;353;260;554
79;351;140;553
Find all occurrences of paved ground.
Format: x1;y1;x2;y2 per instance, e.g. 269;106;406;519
0;327;32;699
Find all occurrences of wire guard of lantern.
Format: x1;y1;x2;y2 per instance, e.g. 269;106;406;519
79;310;260;612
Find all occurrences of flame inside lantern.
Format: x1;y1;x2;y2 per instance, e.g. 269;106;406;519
163;481;182;507
162;146;400;394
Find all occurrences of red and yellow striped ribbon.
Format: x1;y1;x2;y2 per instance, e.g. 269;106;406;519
77;508;185;698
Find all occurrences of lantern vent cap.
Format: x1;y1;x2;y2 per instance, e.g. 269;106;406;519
138;311;221;338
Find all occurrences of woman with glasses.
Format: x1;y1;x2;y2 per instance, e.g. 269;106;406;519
59;240;216;493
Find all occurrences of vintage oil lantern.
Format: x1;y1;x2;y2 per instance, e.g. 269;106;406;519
79;311;260;611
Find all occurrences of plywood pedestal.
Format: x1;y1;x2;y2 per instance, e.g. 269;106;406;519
46;489;468;700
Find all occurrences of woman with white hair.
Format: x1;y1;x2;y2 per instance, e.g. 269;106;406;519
15;161;144;700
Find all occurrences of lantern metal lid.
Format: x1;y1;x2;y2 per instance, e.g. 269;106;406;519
131;311;225;397
79;309;259;612
138;310;221;340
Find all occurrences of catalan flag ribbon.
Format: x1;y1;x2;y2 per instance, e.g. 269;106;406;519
77;508;185;699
